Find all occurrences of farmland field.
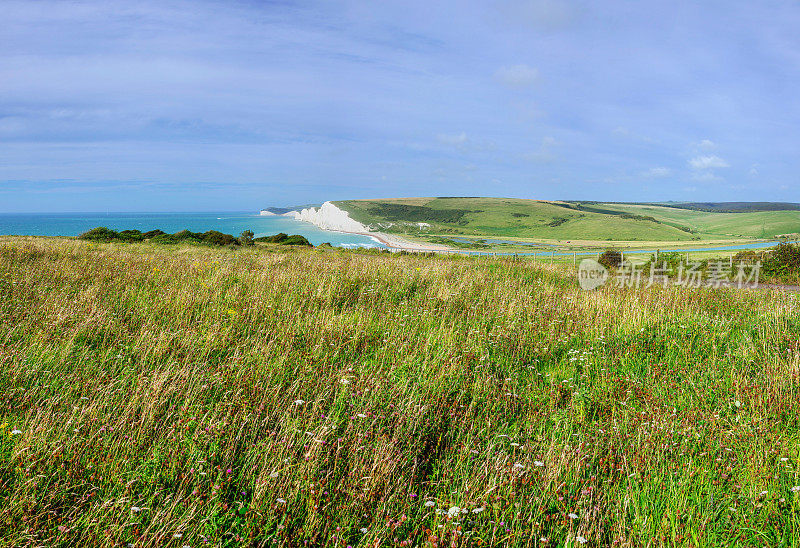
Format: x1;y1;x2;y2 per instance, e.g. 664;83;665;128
1;237;800;546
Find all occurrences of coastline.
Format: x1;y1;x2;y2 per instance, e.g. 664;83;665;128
286;201;458;252
361;231;456;252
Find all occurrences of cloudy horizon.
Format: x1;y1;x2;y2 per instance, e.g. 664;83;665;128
2;0;800;212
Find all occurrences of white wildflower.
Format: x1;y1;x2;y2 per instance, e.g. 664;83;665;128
568;513;578;519
576;536;587;544
534;461;544;467
424;500;436;507
448;506;460;517
294;400;305;405
277;498;286;504
472;507;484;513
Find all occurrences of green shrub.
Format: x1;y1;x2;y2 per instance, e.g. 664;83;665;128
142;229;166;239
762;243;800;278
173;230;203;242
254;233;288;243
201;230;238;246
78;227;119;241
118;230;144;242
282;235;312;246
150;234;180;244
598;249;622;268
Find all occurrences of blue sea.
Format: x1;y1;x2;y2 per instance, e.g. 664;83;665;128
0;212;385;249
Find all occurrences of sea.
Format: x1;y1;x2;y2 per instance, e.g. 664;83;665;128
0;212;385;249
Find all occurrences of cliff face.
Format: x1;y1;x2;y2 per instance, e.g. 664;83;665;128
291;201;369;233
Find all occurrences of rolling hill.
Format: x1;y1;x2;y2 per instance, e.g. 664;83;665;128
334;198;800;242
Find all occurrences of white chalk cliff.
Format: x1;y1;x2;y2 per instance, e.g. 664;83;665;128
291;201;369;233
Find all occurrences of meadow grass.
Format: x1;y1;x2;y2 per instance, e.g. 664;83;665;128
1;237;800;547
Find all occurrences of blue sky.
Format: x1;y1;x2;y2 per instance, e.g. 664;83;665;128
2;0;800;212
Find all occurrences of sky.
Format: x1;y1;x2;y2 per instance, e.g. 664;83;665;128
2;0;800;212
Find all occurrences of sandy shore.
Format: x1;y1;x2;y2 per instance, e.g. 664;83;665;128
365;232;456;252
327;230;457;252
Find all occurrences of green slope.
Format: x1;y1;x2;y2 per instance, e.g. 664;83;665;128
333;197;800;242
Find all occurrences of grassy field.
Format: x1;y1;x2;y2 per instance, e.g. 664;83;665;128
335;198;800;244
2;237;800;546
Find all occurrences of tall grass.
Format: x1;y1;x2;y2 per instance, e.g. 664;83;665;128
1;237;799;547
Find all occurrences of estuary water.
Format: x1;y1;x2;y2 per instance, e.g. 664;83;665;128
0;212;385;248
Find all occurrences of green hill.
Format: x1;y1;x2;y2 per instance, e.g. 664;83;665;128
334;197;800;242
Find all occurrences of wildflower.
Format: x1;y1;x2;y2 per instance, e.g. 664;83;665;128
792;486;800;492
131;507;141;512
781;457;789;462
360;528;368;534
448;506;460;517
510;442;520;447
472;507;484;513
576;536;588;544
760;491;768;496
357;413;367;418
294;400;305;405
270;472;279;478
513;463;524;469
424;500;436;507
568;513;579;519
534;461;544;467
277;498;286;504
11;430;22;435
340;379;350;385
173;533;183;538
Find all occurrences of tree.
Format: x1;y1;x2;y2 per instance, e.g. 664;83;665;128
239;230;255;246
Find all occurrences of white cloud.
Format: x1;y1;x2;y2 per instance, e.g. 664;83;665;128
643;167;670;178
698;139;715;149
689;155;729;170
495;64;539;88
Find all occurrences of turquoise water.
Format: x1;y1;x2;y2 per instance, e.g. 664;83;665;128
0;212;385;249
